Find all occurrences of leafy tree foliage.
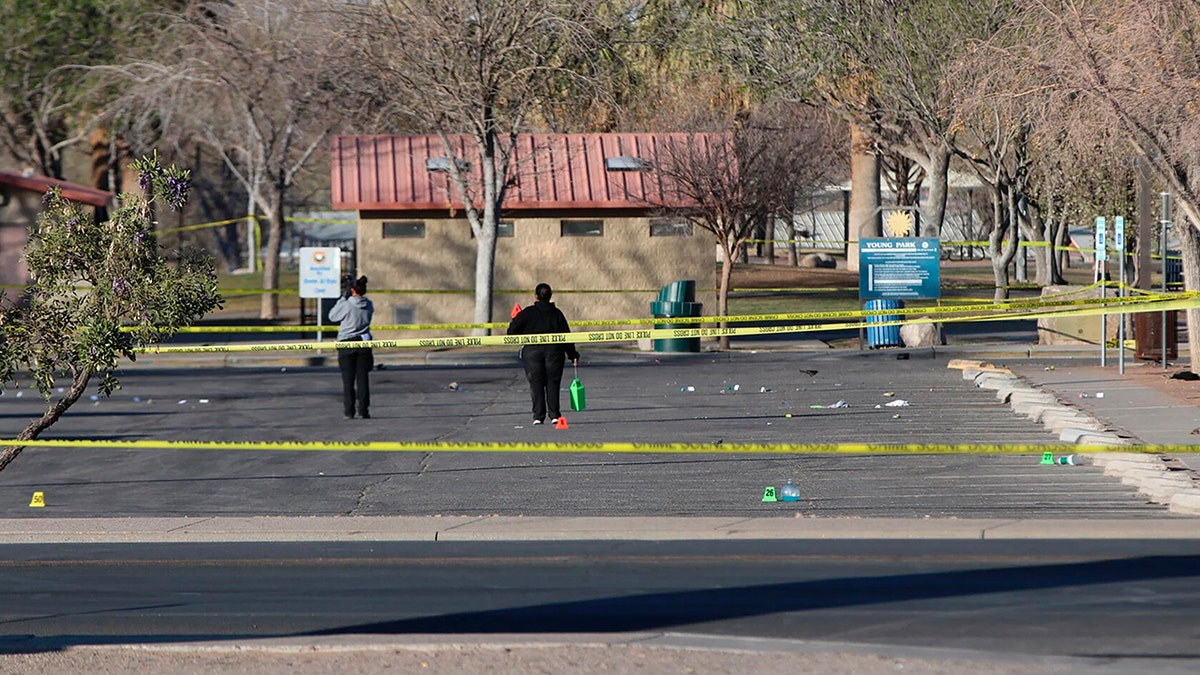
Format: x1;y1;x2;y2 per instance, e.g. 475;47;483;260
0;154;222;471
0;0;183;178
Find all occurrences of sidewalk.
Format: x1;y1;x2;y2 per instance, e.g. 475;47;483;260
3;515;1199;545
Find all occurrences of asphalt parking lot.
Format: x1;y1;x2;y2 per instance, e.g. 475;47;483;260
0;349;1174;519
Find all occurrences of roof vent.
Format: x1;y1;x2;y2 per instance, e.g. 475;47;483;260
604;156;652;172
425;157;470;173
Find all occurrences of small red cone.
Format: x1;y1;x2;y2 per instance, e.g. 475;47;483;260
510;303;522;318
554;415;569;429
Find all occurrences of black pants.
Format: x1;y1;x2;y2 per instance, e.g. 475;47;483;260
338;344;373;417
521;346;565;421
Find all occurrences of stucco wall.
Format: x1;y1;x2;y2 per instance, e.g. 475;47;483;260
0;189;39;297
356;213;716;338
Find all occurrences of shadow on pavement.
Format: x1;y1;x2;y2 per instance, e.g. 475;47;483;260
303;553;1200;637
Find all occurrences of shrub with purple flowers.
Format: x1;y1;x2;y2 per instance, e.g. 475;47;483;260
0;154;223;472
132;151;191;211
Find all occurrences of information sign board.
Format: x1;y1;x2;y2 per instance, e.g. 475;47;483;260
858;238;941;300
299;247;342;299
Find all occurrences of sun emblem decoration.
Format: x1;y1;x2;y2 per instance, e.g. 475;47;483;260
884;210;915;237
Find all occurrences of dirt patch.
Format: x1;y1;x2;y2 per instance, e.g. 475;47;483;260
731;265;859;289
1115;364;1200;409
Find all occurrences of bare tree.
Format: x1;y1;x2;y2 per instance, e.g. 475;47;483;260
995;0;1200;367
346;0;614;330
103;0;370;319
950;3;1140;298
726;0;1014;239
650;105;839;348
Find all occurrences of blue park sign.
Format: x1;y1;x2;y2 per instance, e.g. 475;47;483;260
858;238;942;300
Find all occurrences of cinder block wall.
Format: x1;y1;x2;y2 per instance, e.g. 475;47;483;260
357;214;716;339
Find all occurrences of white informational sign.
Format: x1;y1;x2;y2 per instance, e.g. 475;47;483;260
299;247;342;299
1095;217;1107;262
1114;215;1124;252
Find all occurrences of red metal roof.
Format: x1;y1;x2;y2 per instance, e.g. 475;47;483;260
330;133;726;211
0;170;113;208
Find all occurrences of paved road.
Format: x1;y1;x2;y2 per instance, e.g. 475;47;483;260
3;539;1199;673
2;347;1198;673
0;350;1171;519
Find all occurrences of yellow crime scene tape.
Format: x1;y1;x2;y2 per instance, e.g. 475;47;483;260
168;288;1198;336
135;292;1200;355
0;438;1176;454
10;293;1197;458
219;287;720;296
157;216;350;237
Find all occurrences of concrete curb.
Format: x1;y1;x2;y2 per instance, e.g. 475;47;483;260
951;359;1200;509
1169;490;1200;516
1;516;1198;544
962;367;1132;446
1090;451;1200;507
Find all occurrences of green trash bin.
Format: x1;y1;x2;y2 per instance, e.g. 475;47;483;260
652;280;703;352
658;279;696;303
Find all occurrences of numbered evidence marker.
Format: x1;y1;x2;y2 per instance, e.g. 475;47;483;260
761;486;779;502
29;491;45;507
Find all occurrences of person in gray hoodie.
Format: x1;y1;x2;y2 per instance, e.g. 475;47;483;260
329;275;374;419
507;283;580;425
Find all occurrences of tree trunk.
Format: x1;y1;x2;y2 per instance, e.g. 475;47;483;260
1024;207;1051;286
920;147;951;238
1136;162;1155;289
245;189;258;274
717;244;735;350
1178;218;1200;374
259;200;285;320
1049;203;1069;285
787;217;799;267
0;370;91;472
89;126;113;223
988;185;1018;302
473;224;498;332
847;125;881;272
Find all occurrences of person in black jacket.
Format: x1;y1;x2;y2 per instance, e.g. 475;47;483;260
507;283;580;425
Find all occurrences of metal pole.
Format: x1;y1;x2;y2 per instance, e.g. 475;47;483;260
1161;192;1171;370
1096;217;1107;367
1100;271;1107;367
1116;216;1125;374
859;299;865;351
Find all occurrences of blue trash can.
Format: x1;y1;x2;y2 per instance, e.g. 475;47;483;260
865;299;905;348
